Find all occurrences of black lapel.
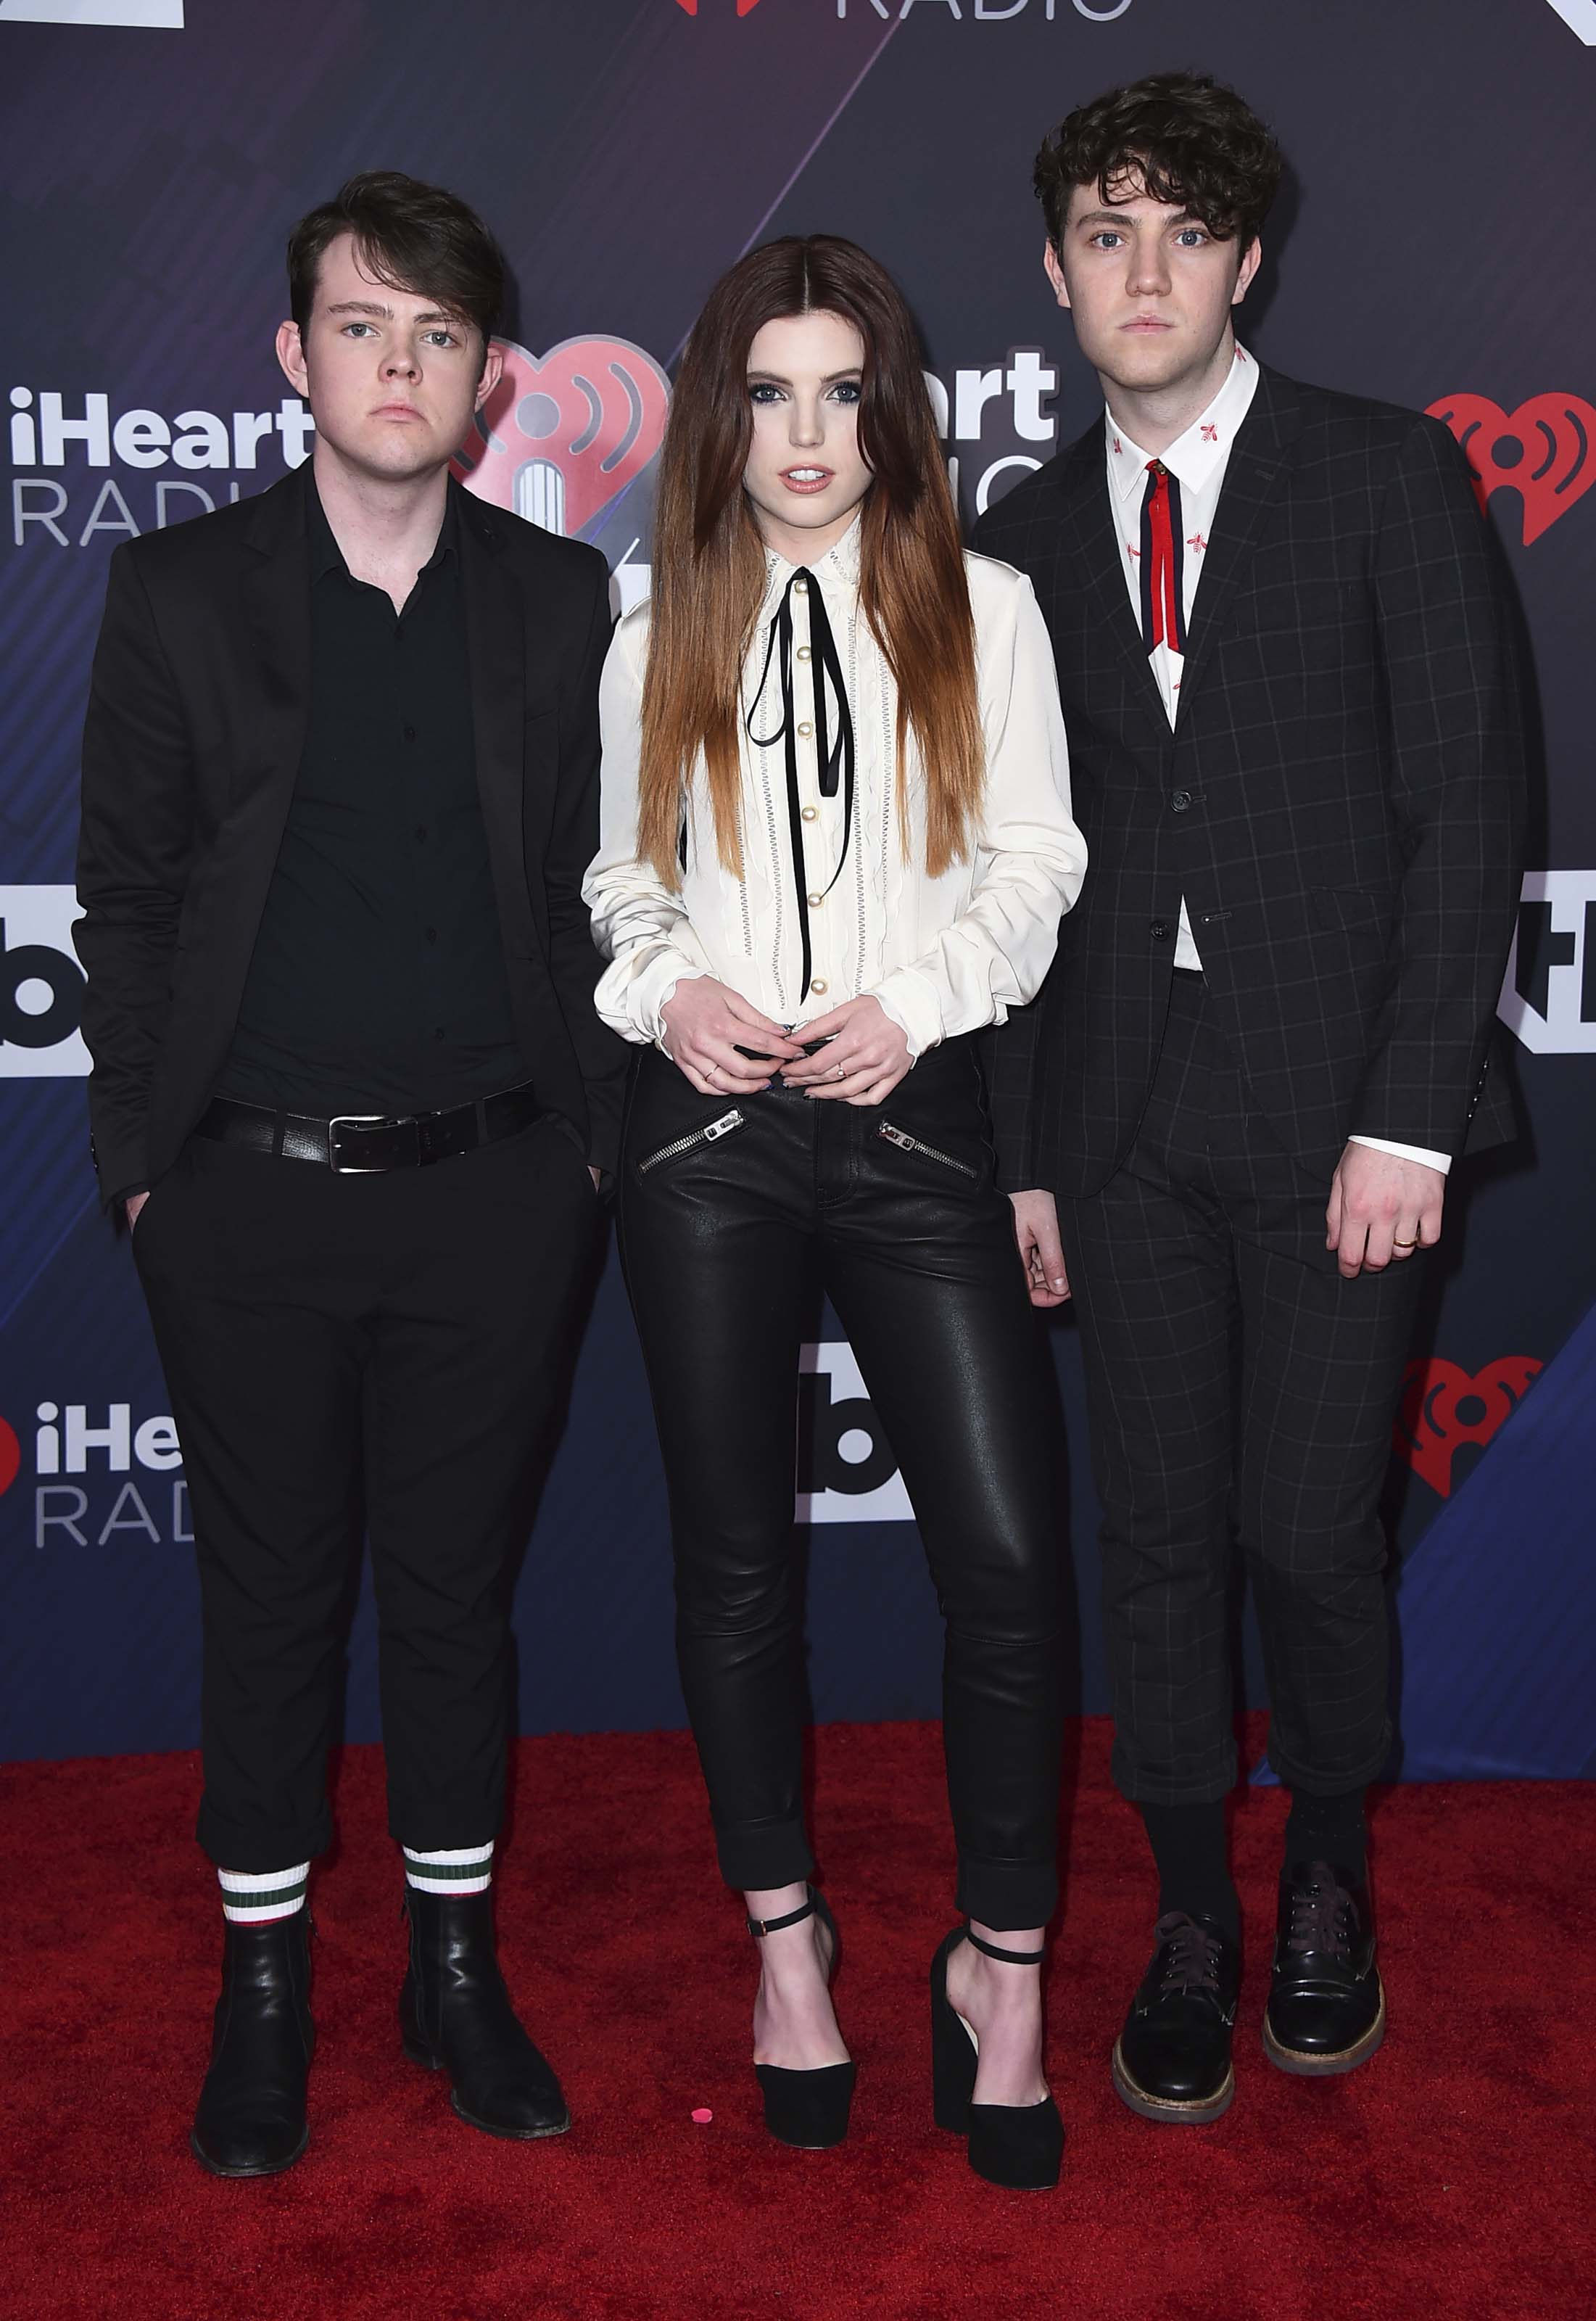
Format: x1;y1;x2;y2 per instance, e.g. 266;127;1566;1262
238;466;313;831
1061;429;1158;695
1174;363;1305;719
456;483;534;947
1051;421;1170;738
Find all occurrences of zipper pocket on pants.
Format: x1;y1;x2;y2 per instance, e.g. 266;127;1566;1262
877;1121;979;1179
637;1108;747;1176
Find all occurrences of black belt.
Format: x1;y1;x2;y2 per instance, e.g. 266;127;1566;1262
194;1081;543;1173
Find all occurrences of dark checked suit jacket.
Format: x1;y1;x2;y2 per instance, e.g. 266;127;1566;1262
75;463;627;1205
972;362;1526;1202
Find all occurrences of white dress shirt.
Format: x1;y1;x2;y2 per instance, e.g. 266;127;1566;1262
587;519;1088;1056
1105;345;1450;1175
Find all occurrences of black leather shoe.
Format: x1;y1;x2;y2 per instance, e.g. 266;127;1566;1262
1262;1858;1384;2077
190;1913;315;2177
400;1887;571;2139
1112;1911;1239;2124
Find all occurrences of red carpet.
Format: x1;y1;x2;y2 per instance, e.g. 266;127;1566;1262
6;1718;1593;2321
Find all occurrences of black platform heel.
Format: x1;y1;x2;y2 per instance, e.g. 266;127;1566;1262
748;1887;856;2149
931;1926;1064;2190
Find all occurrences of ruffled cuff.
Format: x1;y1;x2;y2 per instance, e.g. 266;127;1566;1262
869;967;946;1062
596;944;711;1047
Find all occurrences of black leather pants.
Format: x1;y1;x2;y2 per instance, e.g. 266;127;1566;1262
619;1037;1064;1932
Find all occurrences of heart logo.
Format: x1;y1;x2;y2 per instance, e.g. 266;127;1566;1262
452;336;671;540
1426;393;1595;545
1393;1355;1541;1496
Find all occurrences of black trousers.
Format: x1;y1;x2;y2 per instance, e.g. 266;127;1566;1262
619;1039;1064;1932
132;1118;601;1871
1060;973;1422;1807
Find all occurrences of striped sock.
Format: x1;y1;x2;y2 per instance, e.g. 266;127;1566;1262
402;1842;494;1897
218;1863;310;1926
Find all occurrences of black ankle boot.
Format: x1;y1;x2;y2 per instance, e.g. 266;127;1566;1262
190;1913;315;2177
1262;1859;1384;2076
400;1887;570;2140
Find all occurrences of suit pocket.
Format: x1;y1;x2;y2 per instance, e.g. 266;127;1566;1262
1309;885;1388;936
1236;577;1363;638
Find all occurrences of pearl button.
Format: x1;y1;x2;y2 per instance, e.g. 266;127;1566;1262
797;646;811;662
808;892;822;907
793;578;809;595
801;806;818;822
798;721;813;739
810;977;827;995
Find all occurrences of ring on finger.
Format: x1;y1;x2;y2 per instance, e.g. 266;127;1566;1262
1392;1237;1419;1250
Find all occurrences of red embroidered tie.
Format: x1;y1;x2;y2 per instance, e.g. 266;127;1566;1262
1141;459;1186;655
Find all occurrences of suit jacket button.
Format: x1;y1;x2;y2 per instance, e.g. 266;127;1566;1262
1150;920;1171;941
1171;789;1192;813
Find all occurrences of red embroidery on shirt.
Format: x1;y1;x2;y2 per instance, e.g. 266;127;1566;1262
1187;532;1208;552
1126;543;1141;556
1200;424;1219;442
1112;436;1122;455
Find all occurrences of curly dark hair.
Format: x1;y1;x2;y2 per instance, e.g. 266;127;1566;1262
1034;71;1283;252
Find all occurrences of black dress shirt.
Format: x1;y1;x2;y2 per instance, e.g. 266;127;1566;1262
215;482;526;1117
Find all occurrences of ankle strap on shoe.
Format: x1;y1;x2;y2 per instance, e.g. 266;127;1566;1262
966;1929;1045;1966
747;1895;816;1939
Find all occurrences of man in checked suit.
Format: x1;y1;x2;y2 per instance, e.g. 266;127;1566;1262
975;73;1523;2122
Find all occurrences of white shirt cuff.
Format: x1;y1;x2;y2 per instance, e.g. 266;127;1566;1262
628;951;711;1048
867;968;946;1062
1348;1134;1452;1177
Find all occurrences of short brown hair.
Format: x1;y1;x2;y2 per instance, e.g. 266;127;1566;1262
1034;71;1283;253
286;170;505;353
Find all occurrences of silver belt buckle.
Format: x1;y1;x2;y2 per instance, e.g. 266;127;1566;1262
327;1113;396;1174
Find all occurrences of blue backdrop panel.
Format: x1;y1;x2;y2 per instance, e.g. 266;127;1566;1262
1392;1298;1596;1783
1;0;1592;1774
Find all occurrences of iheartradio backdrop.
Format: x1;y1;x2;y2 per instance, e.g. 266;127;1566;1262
1;0;1592;1782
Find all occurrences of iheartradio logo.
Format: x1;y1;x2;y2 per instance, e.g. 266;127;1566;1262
1394;1355;1541;1497
1428;392;1595;545
452;336;671;540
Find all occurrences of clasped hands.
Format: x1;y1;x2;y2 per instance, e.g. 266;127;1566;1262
659;976;911;1107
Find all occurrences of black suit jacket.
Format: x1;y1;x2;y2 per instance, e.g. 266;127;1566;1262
972;363;1526;1200
75;464;627;1204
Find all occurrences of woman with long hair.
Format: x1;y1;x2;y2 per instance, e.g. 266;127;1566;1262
585;236;1086;2189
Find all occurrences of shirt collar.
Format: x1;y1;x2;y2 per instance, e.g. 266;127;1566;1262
1104;343;1259;506
307;471;460;583
763;509;862;599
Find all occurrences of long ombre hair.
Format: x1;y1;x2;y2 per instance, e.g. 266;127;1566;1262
637;236;983;887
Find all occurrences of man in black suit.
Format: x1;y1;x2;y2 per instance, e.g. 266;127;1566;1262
975;75;1523;2122
76;173;624;2174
